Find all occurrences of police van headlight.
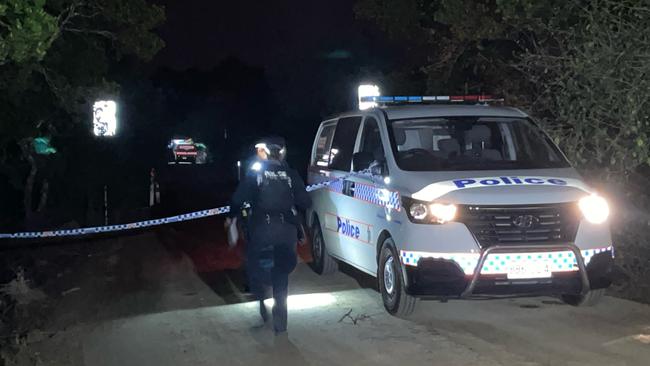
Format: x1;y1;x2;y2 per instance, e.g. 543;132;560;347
409;202;428;221
430;203;457;224
404;197;457;224
579;195;609;224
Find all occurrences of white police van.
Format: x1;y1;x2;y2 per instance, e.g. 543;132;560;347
306;95;614;317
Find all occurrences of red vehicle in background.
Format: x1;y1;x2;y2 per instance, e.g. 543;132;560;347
168;138;209;164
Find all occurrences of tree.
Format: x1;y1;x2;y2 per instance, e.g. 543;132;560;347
0;0;59;65
355;0;650;181
0;0;165;226
354;0;513;94
515;0;650;180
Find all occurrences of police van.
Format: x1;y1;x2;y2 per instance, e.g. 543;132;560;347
306;94;614;317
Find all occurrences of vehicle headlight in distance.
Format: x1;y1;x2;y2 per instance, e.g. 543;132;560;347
578;195;609;224
430;203;457;224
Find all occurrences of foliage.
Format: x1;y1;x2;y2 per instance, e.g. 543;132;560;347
0;0;165;224
0;0;59;64
356;0;650;181
354;0;510;93
516;0;650;179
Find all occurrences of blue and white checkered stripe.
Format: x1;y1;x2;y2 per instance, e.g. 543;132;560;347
388;192;401;210
401;246;614;275
353;183;401;211
401;251;479;274
326;179;344;194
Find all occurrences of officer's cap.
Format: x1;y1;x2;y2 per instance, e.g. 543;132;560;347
256;136;285;149
255;136;287;161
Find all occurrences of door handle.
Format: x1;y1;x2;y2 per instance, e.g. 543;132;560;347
343;180;355;196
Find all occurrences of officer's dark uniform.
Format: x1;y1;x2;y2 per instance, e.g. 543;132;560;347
229;140;311;333
234;155;262;294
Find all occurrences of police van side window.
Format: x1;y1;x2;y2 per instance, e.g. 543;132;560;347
329;116;362;171
360;118;384;157
314;124;336;167
355;117;385;172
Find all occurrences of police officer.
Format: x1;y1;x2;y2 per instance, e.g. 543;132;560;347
232;142;272;293
226;136;311;334
236;142;269;243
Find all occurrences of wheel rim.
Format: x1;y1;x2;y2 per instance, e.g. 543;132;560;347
384;256;395;295
313;230;322;263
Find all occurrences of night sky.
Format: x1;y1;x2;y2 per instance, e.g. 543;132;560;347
153;0;360;71
147;0;396;169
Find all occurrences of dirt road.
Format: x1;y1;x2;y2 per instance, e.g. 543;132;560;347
9;226;650;366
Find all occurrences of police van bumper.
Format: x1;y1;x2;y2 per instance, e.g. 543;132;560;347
401;244;615;299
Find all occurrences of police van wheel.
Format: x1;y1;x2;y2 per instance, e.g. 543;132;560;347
310;221;338;275
378;238;417;317
561;288;605;307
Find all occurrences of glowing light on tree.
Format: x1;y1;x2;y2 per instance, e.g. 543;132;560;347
93;100;118;137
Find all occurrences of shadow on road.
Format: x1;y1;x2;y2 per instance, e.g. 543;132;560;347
337;261;378;291
155;217;249;304
153;167;255;304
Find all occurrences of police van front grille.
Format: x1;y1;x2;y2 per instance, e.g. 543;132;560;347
457;203;580;248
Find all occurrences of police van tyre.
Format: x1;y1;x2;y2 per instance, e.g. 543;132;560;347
561;288;605;307
378;238;417;317
310;220;338;275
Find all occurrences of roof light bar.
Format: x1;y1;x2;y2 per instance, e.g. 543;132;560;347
358;84;381;110
360;95;503;104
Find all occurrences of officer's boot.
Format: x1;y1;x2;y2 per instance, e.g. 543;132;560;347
272;296;288;334
259;300;269;323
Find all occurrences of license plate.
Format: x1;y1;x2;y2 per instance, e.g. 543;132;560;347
507;261;552;279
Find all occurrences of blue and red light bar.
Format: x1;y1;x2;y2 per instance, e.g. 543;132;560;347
359;95;503;104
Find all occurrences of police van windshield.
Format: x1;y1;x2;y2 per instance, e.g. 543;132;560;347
389;117;570;171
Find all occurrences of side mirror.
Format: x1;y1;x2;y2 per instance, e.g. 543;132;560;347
370;153;387;177
352;152;374;172
370;161;385;176
370;162;388;177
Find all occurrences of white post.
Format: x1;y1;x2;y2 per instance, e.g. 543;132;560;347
149;168;155;207
104;185;108;225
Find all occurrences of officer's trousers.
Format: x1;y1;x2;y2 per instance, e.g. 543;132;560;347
247;219;297;332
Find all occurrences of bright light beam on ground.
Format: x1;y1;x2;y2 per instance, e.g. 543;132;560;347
247;293;337;310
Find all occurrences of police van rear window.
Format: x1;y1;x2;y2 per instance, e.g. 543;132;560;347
389;117;570;171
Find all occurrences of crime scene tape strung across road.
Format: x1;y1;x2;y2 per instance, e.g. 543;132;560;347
0;170;387;240
0;206;232;239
